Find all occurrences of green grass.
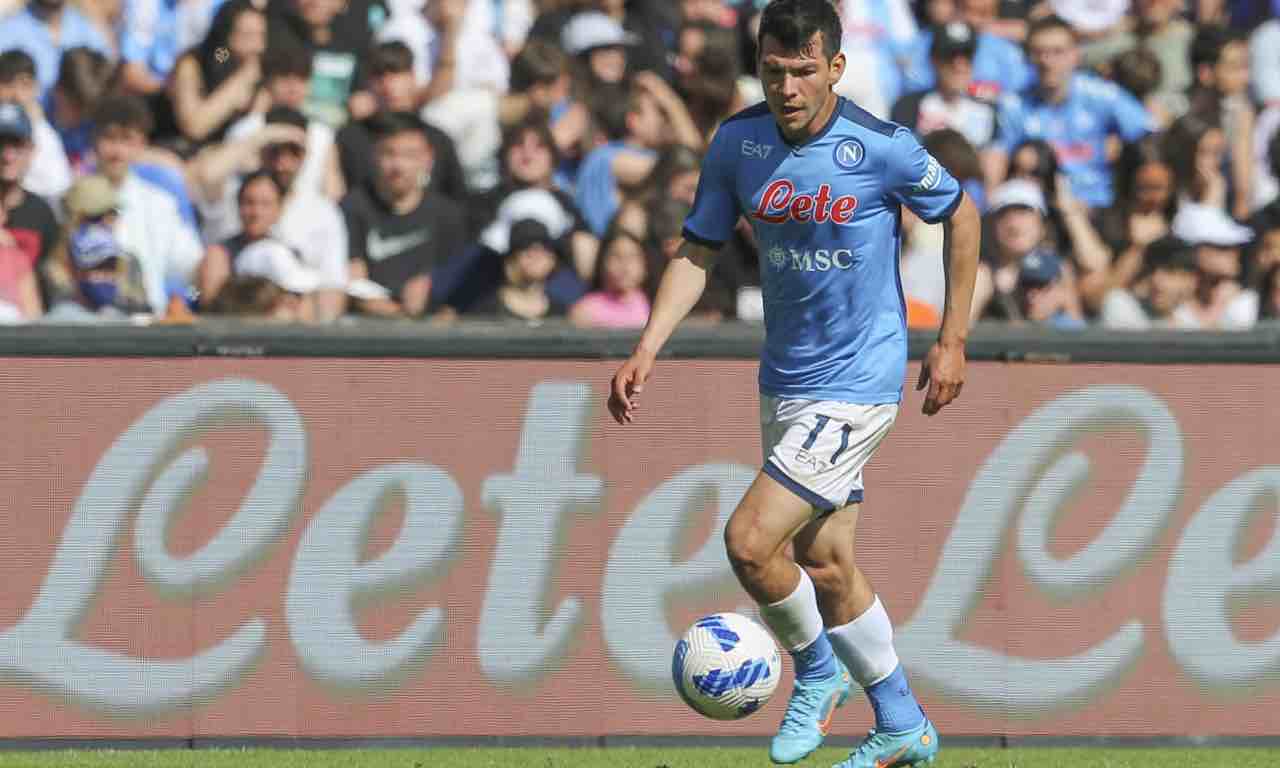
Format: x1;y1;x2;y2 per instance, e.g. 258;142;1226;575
0;748;1271;768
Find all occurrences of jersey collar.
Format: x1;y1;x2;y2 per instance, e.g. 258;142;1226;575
776;95;844;151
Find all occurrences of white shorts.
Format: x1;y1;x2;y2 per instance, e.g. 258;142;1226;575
760;396;898;516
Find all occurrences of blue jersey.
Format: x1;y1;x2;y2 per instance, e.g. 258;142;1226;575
902;30;1035;101
683;98;963;404
996;73;1154;208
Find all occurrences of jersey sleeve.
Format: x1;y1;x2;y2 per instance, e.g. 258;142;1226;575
885;128;963;224
682;125;739;249
1108;83;1156;143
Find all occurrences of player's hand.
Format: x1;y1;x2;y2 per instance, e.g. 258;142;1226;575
916;340;965;416
608;350;655;425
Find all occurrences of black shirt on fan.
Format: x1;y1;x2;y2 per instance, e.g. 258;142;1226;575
341;186;468;302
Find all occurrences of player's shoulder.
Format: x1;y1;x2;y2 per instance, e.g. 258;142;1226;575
833;98;901;140
1072;72;1126;102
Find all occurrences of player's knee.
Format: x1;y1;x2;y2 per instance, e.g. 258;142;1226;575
802;562;850;598
723;516;773;578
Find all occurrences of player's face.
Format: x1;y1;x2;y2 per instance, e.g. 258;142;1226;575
1027;27;1078;92
758;32;845;143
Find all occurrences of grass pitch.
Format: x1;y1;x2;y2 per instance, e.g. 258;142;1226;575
0;747;1271;768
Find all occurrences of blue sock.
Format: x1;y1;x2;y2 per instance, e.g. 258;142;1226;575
792;632;838;683
864;665;925;733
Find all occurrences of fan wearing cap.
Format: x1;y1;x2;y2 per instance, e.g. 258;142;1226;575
0;97;60;301
340;110;467;318
985;15;1154;210
190;105;350;320
1014;249;1086;329
44;212;150;321
1166;202;1258;330
972;179;1082;325
467;217;568;323
211;237;320;323
0;51;70;201
891;22;999;150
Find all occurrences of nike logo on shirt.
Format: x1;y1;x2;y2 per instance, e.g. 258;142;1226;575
366;229;430;262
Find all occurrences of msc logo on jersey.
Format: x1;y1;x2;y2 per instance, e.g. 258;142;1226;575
765;243;855;272
741;139;773;159
752;180;858;224
833;139;864;170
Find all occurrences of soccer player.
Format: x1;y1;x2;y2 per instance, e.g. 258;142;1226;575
607;1;980;766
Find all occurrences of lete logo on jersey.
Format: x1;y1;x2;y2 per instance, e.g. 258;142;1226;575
751;180;858;224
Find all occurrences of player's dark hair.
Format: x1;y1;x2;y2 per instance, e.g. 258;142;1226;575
367;110;431;144
757;0;842;62
1026;15;1076;45
236;169;285;205
262;39;312;81
92;94;153;137
370;41;415;77
0;50;35;83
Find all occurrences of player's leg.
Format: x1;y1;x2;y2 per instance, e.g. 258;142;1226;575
794;507;937;768
724;471;852;765
729;397;853;764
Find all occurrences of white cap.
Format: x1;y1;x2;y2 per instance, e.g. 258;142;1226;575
1171;203;1255;247
479;188;574;253
987;179;1048;216
561;11;638;56
1050;0;1129;34
235;239;321;294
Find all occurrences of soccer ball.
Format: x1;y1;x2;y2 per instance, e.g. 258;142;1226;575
672;612;782;720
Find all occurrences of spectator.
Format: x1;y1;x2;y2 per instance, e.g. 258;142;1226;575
987;15;1154;209
43;192;152;322
892;21;1000;151
1164;111;1229;210
612;143;702;247
902;2;1034;101
341;110;467;318
190;105;349;319
467;217;567;323
645;193;745;322
377;0;509;104
575;74;701;237
1100;234;1198;329
1098;136;1177;298
49;46;115;174
91;97;204;315
1188;24;1255;219
224;237;321;322
224;43;344;201
334;41;467;204
1110;47;1168;129
169;0;268;149
0;100;60;306
675;21;745;144
972;179;1074;323
501;39;588;161
208;274;306;320
1247;221;1280;287
569;224;650;329
0;200;39;319
562;9;640;145
118;0;224;100
529;0;671;83
1248;130;1280;243
1250;15;1280;108
0;0;109;99
960;0;1031;44
1056;0;1130;73
269;0;382;128
0;51;68;201
1169;201;1257;329
197;170;285;308
1135;0;1196;118
1015;249;1087;329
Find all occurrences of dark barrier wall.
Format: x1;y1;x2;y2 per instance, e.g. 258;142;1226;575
0;325;1277;740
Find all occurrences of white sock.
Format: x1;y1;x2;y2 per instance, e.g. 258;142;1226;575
826;595;900;686
757;565;824;652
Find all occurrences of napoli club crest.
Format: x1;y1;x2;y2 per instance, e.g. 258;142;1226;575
768;245;788;270
833;139;864;170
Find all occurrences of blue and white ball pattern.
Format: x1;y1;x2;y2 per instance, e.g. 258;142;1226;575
672;612;782;720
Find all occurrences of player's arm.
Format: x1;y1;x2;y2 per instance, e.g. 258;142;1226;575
922;191;980;413
608;240;717;425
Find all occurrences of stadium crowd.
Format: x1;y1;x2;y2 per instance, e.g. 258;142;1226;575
0;0;1277;329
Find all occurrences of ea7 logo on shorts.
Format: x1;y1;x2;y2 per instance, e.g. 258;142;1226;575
752;180;858;224
915;156;943;192
833;139;864;170
741;139;773;159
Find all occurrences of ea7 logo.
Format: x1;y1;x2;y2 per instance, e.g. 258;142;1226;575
741;139;773;159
